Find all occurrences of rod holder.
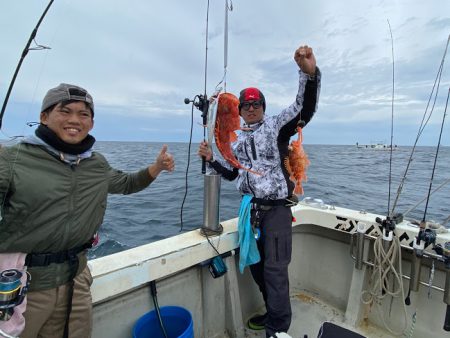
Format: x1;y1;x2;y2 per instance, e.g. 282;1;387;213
409;238;425;293
445;268;450;304
444;270;450;331
200;174;223;236
382;231;393;252
355;222;366;270
410;253;422;293
443;242;450;331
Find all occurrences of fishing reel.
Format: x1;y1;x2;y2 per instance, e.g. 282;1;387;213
185;94;210;174
375;216;397;240
184;94;209;119
0;269;29;321
433;241;450;268
415;228;437;255
375;213;403;236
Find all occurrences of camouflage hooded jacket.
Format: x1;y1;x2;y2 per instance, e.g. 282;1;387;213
209;68;321;200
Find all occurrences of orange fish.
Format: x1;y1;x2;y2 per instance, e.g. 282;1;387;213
284;127;310;195
214;93;260;175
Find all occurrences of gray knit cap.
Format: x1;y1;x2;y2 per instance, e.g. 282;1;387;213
41;83;94;115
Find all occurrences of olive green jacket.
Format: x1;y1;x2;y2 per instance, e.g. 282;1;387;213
0;143;154;291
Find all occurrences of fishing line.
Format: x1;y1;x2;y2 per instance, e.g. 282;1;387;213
390;35;450;216
205;233;222;256
402;176;450;219
214;0;233;93
179;97;196;232
421;87;449;222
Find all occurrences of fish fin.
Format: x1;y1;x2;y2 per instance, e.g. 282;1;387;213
242;167;263;176
294;184;303;195
230;132;237;142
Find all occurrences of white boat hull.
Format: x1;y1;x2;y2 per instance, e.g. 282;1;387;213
90;202;450;337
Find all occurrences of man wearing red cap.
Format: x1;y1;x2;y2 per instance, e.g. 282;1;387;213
198;45;320;337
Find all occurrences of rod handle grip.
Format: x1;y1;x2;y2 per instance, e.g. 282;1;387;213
202;157;206;174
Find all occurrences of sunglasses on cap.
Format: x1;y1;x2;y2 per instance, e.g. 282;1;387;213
240;100;263;111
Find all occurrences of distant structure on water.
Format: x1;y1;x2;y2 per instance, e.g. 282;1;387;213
356;141;398;150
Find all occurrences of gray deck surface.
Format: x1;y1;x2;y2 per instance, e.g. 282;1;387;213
245;291;392;338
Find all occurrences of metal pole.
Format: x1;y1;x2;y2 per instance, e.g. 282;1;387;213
200;174;223;236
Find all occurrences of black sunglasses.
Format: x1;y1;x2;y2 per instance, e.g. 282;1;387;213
241;100;262;111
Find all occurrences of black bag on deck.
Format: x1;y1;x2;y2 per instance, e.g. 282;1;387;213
317;322;366;338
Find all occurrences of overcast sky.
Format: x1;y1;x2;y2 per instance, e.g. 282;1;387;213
1;0;449;145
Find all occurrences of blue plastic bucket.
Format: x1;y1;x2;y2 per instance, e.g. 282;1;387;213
133;306;194;338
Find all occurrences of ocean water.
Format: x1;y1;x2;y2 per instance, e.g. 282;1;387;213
88;142;450;259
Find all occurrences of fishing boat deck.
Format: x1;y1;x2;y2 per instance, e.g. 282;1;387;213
245;290;391;338
91;203;450;338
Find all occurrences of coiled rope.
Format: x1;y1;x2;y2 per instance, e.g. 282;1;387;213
361;231;408;336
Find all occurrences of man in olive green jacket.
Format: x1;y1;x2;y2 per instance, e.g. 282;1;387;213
0;83;175;338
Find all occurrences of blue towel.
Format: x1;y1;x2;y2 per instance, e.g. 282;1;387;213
238;195;261;273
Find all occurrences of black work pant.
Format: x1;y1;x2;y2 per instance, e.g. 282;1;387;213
250;205;293;338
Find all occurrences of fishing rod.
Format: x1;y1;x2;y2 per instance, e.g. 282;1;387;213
181;2;234;281
375;20;397;241
0;5;54;337
181;0;233;233
420;87;448;224
390;34;450;217
387;34;449;308
401;39;449;330
0;0;55;130
426;88;450;332
404;86;449;307
184;0;232;173
180;0;213;233
369;21;409;336
387;20;395;218
184;0;211;175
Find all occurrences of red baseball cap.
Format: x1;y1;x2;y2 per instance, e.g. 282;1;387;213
239;87;266;111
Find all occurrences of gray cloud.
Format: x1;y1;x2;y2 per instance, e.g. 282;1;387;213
1;0;449;145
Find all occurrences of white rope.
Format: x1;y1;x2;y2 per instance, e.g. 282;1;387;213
406;310;417;338
361;229;408;336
